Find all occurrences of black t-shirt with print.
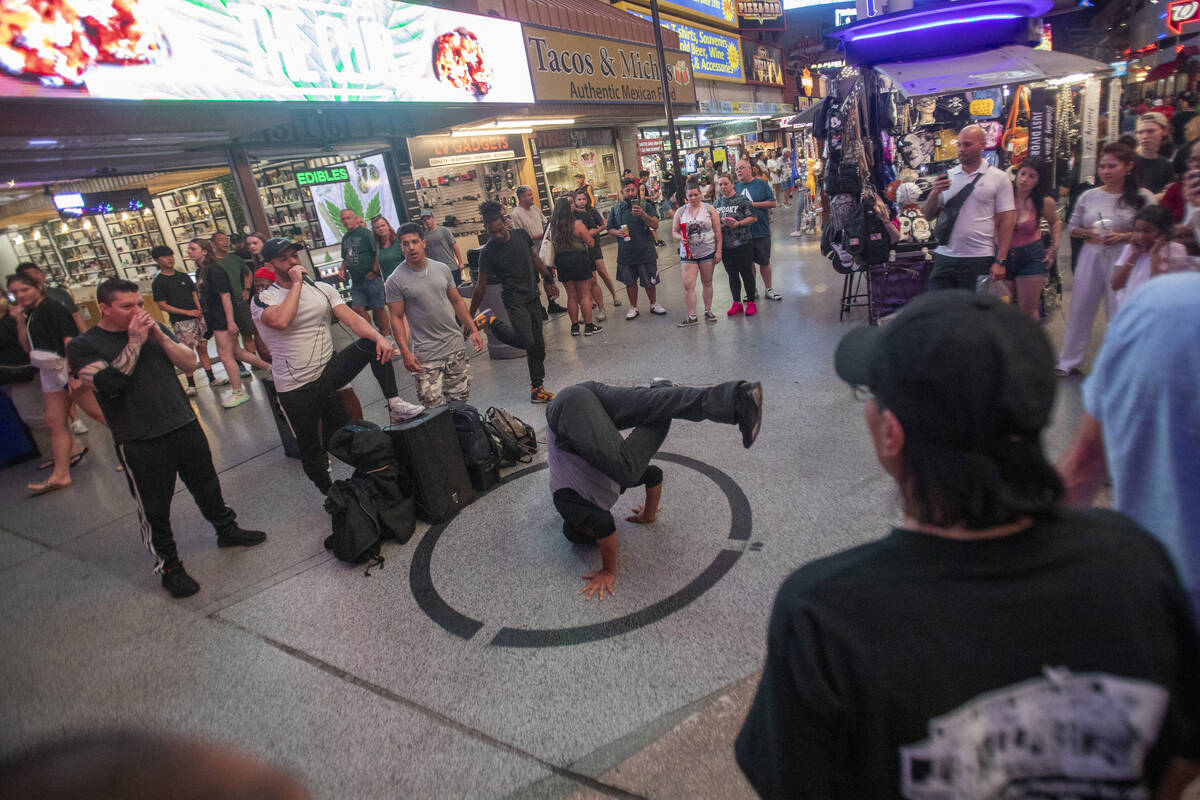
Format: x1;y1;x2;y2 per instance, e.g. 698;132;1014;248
151;271;198;324
735;508;1200;799
25;297;77;356
66;324;195;444
479;228;539;306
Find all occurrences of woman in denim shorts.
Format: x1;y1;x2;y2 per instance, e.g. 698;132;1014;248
1006;158;1061;321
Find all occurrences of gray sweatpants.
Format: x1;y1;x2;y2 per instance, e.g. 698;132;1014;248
545;381;741;487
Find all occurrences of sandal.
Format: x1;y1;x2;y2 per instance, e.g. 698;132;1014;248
27;479;71;495
37;446;89;470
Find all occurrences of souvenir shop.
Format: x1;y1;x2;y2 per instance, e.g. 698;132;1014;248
534;128;623;217
812;2;1105;323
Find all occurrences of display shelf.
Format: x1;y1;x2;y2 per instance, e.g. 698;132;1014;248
9;223;67;279
253;158;326;250
158;182;233;246
51;217;115;280
104;207;164;279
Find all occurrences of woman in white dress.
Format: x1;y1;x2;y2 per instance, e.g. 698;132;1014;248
1057;142;1156;376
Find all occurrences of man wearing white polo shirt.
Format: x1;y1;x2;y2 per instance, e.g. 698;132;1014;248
922;124;1016;290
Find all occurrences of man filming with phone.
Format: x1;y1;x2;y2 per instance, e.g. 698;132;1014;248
608;177;665;319
923;124;1016;290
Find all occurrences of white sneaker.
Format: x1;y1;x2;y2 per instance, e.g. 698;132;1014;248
69;418;88;435
388;397;425;422
790;230;804;237
650;304;667;315
625;307;640;320
210;375;230;387
185;385;198;397
221;389;250;409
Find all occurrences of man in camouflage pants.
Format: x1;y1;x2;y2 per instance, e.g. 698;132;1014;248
385;222;484;408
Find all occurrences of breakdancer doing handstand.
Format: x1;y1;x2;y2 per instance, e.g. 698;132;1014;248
545;380;763;600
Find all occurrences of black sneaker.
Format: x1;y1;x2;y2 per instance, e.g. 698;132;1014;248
161;562;200;598
584;323;603;336
547;301;568;314
541;306;549;321
217;526;267;548
735;381;763;449
570;322;581;336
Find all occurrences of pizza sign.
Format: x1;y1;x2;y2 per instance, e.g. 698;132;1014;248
1168;0;1200;34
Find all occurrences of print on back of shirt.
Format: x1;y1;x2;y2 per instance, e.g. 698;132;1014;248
900;667;1169;799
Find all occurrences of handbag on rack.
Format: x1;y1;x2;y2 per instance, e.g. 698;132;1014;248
1002;86;1031;167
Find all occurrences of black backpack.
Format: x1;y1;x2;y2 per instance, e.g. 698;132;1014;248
840;197;892;267
482;407;537;467
323;421;416;571
449;403;494;467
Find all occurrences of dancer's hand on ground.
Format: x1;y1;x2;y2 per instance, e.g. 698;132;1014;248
469;330;484;353
626;506;657;524
580;570;615;601
401;351;422;373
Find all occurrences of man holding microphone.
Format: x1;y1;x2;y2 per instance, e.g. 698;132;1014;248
252;238;405;496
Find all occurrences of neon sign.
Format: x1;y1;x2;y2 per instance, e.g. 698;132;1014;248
1167;0;1200;34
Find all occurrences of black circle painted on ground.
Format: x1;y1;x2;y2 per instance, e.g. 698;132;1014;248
408;452;752;648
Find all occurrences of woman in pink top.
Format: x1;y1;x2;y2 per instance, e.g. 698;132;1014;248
1005;158;1061;320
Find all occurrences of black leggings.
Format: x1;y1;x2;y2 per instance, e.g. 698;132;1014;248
723;244;757;301
276;338;397;493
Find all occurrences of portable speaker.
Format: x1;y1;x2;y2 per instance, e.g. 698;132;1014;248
384;406;474;523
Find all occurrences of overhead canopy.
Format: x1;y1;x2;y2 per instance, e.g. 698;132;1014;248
873;45;1109;99
786;103;823;128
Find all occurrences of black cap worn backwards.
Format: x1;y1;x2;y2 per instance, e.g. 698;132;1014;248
261;237;303;264
834;290;1056;452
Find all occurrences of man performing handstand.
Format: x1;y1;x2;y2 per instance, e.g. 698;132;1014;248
545;380;763;600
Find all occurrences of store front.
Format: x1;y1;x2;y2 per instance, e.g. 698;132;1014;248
534;128;623;216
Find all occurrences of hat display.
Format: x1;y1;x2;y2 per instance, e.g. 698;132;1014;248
261;237;302;263
834;290;1055;451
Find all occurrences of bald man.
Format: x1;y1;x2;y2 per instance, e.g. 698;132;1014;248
922;124;1015;290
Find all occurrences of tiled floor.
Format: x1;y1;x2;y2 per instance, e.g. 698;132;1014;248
0;214;1098;798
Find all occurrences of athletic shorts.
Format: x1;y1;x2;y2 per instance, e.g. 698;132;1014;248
751;237;771;267
349;277;386;310
172;318;207;349
232;297;256;338
616;261;660;289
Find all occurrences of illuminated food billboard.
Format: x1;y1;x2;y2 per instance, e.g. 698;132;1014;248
0;0;534;103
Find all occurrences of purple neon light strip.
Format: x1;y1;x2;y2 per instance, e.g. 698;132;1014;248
850;13;1025;40
839;0;1050;37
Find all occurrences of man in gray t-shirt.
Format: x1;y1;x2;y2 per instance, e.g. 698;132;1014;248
385;222;483;408
420;210;465;284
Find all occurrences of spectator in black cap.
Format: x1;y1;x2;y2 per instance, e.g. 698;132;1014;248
251;238;405;496
736;290;1200;799
150;244;212;396
545;379;762;600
